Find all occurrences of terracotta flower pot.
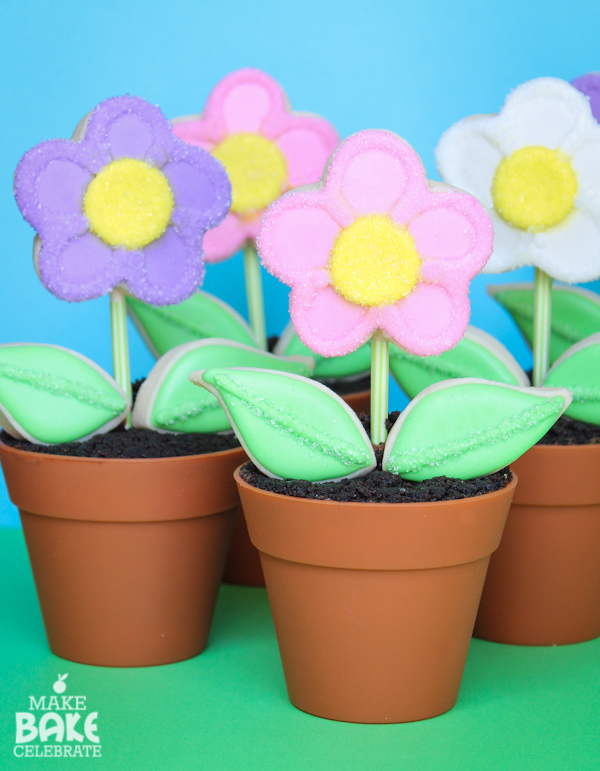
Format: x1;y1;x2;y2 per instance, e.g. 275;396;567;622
474;444;600;645
235;468;516;723
222;499;265;586
222;389;371;588
341;388;371;416
0;442;245;667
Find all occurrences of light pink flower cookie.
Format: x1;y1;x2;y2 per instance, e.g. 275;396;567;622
257;130;494;358
173;69;338;263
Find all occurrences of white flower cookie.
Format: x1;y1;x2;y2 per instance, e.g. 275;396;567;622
436;77;600;283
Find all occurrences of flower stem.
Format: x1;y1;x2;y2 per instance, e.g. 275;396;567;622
110;288;132;427
370;337;389;445
532;267;553;386
243;242;267;350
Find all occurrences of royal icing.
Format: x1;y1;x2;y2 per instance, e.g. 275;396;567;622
543;333;600;425
572;73;600;123
14;95;231;305
194;368;376;482
436;77;600;283
127;290;256;359
133;339;313;434
258;129;493;358
193;366;569;483
274;321;371;381
489;282;600;365
173;68;338;263
383;379;571;481
0;344;130;445
390;325;529;400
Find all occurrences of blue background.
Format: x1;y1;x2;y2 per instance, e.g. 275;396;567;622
1;0;599;525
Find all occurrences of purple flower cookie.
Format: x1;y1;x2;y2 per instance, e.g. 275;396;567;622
14;95;231;305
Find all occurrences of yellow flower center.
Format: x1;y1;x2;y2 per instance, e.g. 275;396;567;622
83;159;174;250
212;133;287;215
492;146;578;232
329;215;421;307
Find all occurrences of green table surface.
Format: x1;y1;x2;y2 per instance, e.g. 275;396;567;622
1;528;599;771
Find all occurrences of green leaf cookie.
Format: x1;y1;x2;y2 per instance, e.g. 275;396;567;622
544;333;600;425
127;290;257;358
383;379;571;481
0;344;130;445
194;368;376;482
275;321;371;381
389;326;528;399
132;340;314;435
489;283;600;365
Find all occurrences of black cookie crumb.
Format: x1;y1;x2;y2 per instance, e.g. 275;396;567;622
537;415;600;446
325;373;370;396
359;411;400;439
240;462;512;504
131;378;146;402
0;429;240;459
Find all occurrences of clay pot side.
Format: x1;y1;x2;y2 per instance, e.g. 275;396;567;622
236;468;516;724
0;442;246;667
222;502;265;586
222;388;371;588
341;388;371;417
475;443;600;646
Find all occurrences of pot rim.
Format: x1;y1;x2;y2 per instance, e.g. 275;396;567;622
0;439;245;465
234;464;518;509
516;442;600;454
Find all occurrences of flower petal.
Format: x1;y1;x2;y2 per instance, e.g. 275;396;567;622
409;203;473;260
275;117;339;187
435;116;501;208
126;227;204;306
203;68;286;136
290;284;375;357
14;139;94;239
171;117;216;151
327;130;426;216
380;283;468;356
494;78;594;154
162;158;222;210
526;210;600;283
106;112;155;160
482;210;532;275
407;190;494;289
164;146;232;242
84;95;176;167
202;213;251;263
36;232;116;302
36;160;91;216
572;74;600;124
258;196;341;284
571;139;600;218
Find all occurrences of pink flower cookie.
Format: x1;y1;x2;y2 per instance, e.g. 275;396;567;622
257;130;494;357
173;69;339;263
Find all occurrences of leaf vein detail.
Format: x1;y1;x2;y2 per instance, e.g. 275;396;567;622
214;372;372;468
0;363;125;413
388;398;563;474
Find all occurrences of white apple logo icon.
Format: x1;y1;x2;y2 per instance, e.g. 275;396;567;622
53;674;68;694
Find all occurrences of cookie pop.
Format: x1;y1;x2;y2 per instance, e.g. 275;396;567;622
14;95;231;418
173;68;339;349
258;129;494;443
572;73;600;123
436;77;600;385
